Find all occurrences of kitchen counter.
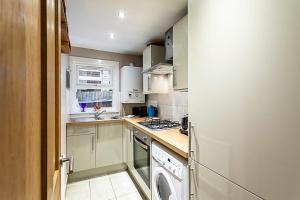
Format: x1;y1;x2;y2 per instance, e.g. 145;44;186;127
67;117;123;126
66;117;189;159
124;117;189;159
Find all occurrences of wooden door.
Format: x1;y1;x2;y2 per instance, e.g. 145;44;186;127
0;0;42;199
41;0;61;199
1;0;61;199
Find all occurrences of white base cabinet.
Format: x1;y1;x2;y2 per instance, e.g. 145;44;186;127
67;122;123;173
67;134;96;172
126;124;134;172
123;122;134;171
96;123;123;168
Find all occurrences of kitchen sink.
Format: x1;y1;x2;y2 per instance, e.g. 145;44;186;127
69;116;121;123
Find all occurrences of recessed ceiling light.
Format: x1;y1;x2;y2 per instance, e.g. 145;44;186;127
109;33;115;39
118;10;125;19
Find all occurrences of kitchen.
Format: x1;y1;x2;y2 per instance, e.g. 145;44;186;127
60;0;300;200
61;1;189;200
1;0;299;200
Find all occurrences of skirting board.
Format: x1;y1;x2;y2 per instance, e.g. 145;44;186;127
68;163;127;183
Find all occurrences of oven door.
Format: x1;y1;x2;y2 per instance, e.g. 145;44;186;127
133;135;150;188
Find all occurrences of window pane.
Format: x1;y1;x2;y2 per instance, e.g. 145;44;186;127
76;89;113;108
78;67;103;85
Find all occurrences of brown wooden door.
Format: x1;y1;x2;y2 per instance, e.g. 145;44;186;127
0;0;61;199
41;0;62;199
0;0;42;199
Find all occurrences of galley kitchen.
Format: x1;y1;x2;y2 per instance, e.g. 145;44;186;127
2;0;299;200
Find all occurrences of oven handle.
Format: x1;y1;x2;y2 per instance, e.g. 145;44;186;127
134;136;149;150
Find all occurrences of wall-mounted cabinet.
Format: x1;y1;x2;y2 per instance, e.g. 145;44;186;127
173;15;188;90
143;45;165;94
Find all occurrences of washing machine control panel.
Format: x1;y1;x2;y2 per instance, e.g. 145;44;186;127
152;144;184;180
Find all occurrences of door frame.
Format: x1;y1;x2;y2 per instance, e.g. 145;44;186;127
41;0;62;199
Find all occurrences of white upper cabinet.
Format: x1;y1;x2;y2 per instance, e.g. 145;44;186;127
142;45;165;94
173;15;188;90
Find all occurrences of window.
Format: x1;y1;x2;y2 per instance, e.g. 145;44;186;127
69;56;120;114
76;89;113;109
77;66;112;86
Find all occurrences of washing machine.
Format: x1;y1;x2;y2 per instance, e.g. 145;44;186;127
151;141;189;200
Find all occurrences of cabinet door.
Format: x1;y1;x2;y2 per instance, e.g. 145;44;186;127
189;0;300;199
127;125;134;171
143;45;165;94
173;15;188;90
67;135;95;172
122;123;127;163
96;123;123;168
190;160;262;200
143;46;151;94
67;125;96;136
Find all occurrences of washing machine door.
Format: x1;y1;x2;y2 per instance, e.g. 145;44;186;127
153;167;177;200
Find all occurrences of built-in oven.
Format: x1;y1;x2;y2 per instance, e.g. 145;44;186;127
133;128;150;188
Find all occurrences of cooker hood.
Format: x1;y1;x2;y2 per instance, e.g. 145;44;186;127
143;28;173;75
142;63;173;75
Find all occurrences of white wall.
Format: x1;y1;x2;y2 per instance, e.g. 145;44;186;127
147;91;188;121
60;53;69;200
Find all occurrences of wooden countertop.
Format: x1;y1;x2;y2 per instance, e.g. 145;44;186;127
66;117;123;126
66;117;189;159
124;117;189;159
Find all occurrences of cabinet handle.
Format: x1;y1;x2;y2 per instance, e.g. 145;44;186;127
60;155;74;174
148;75;151;90
92;136;94;151
173;68;177;87
189;161;195;200
97;126;99;141
130;129;132;143
188;122;194;156
189;122;195;199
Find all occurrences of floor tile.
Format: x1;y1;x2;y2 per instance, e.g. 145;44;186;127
66;180;90;200
116;192;143;200
109;172;137;197
90;175;116;200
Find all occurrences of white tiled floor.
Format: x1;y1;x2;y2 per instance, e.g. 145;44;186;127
66;171;144;200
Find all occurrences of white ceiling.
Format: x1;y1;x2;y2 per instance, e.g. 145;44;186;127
65;0;187;55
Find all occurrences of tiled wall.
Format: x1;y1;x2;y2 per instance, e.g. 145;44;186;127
147;91;188;121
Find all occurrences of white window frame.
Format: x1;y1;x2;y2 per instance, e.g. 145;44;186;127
76;65;113;86
69;56;120;114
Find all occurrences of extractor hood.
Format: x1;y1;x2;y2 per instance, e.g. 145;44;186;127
143;28;174;75
142;63;173;75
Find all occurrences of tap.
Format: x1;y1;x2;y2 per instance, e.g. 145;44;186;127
94;109;107;119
